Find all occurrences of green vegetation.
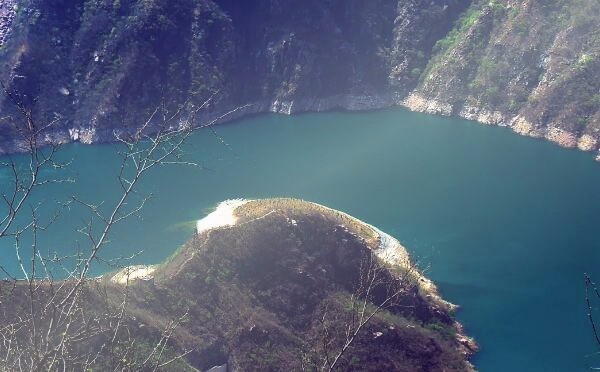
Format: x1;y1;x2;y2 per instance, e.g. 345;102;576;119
426;322;459;340
419;4;488;89
576;53;595;70
488;0;506;16
433;7;481;54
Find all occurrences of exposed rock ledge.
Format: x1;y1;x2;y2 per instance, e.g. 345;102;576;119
509;116;599;155
402;93;453;116
402;93;600;161
459;105;507;126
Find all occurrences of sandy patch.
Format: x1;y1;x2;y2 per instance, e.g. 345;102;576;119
369;226;410;268
196;199;249;234
111;265;157;284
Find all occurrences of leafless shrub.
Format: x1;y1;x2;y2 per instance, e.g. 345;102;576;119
317;251;420;371
0;81;246;370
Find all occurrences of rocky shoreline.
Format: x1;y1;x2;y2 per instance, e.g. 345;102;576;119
3;91;598;163
402;93;600;161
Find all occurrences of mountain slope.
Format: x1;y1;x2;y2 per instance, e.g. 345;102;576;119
407;0;600;152
1;0;598;159
0;198;476;370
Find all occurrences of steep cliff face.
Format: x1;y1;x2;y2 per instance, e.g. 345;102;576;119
0;0;467;148
0;0;599;158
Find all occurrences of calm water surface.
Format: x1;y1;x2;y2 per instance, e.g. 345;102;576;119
1;108;600;371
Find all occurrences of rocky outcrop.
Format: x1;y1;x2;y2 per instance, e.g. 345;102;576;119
578;134;598;151
511;115;543;138
459;105;507;126
402;92;453;116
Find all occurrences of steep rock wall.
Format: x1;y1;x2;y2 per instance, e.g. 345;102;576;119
1;0;599;160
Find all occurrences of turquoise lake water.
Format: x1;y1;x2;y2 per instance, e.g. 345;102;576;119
1;108;600;370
